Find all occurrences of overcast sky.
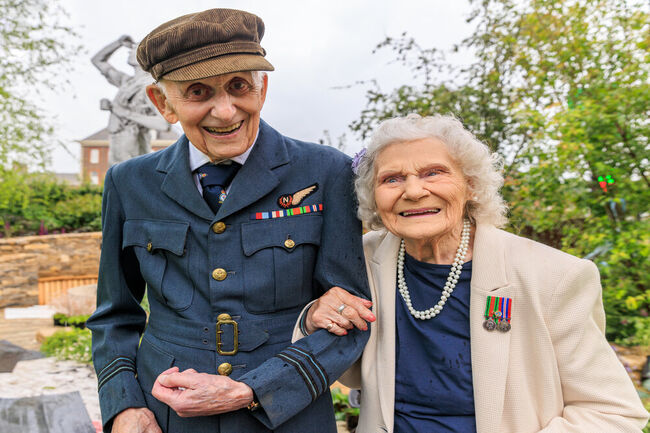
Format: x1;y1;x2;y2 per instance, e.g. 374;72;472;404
45;0;474;172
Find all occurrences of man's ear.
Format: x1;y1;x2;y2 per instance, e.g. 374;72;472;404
146;84;178;124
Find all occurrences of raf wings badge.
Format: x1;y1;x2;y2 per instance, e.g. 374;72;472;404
277;184;319;209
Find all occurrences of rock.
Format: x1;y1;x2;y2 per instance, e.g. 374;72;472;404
23;243;51;251
0;340;43;373
50;284;97;316
0;391;94;433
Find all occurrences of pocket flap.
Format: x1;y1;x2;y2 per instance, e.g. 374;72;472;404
241;214;322;256
123;219;189;256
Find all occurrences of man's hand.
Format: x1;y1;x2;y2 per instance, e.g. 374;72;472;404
305;286;375;336
152;367;254;417
112;407;162;433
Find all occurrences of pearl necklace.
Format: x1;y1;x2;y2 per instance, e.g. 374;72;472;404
397;219;471;320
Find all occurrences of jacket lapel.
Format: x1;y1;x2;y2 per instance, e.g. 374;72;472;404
217;120;289;220
157;136;215;221
470;224;513;433
369;231;401;433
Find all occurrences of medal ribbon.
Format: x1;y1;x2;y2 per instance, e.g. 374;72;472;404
485;296;496;319
504;298;512;323
485;296;513;321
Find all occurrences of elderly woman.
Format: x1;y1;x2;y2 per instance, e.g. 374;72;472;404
293;114;648;433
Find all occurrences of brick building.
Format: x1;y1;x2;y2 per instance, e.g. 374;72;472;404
79;128;180;185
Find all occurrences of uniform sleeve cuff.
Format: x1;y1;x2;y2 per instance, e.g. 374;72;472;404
97;369;147;432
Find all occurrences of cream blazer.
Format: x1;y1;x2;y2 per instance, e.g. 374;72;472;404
294;224;649;433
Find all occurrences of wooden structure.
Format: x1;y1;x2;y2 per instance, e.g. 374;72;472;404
38;275;98;305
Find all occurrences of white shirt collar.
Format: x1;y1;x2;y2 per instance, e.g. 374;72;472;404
188;128;259;171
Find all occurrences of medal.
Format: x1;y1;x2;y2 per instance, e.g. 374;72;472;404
497;297;512;333
483;317;496;331
483;295;513;332
483;295;498;331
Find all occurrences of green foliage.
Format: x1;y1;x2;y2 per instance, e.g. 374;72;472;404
0;165;102;236
52;313;90;328
331;388;359;423
352;0;649;344
41;327;92;363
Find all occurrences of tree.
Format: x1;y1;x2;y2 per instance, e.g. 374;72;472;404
351;0;649;344
0;0;81;168
0;0;82;231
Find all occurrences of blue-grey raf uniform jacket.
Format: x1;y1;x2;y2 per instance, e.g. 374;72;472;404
87;120;370;433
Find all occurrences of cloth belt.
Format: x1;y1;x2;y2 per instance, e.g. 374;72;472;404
146;314;293;353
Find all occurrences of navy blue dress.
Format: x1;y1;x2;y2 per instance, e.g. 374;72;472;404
393;252;476;433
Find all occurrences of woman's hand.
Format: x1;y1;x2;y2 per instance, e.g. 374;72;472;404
305;287;375;336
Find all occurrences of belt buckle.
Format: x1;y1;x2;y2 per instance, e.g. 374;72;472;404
216;313;238;355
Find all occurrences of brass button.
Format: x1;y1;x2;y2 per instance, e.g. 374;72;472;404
212;268;227;281
212;222;226;234
217;362;233;376
146;242;152;252
284;239;296;249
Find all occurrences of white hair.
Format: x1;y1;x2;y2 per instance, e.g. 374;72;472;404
355;113;508;230
155;71;266;96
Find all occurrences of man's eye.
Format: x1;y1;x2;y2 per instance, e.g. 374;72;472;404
229;80;251;94
186;86;210;99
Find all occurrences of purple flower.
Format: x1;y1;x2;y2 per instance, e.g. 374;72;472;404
351;148;367;174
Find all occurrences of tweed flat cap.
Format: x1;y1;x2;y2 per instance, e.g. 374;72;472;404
137;8;274;81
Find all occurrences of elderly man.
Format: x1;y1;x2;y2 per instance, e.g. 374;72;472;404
86;8;370;433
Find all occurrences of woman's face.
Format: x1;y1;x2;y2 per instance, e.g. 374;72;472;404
374;138;470;242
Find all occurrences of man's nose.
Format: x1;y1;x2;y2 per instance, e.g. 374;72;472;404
209;93;236;120
402;175;428;200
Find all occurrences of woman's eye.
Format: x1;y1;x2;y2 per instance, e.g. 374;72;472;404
383;176;399;184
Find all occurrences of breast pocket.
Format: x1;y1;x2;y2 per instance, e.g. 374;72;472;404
241;215;322;314
123;219;193;311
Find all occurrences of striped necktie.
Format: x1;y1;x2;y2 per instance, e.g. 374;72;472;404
195;162;241;213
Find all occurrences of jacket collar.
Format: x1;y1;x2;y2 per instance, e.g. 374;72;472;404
156;135;214;221
470;223;513;433
156;120;289;221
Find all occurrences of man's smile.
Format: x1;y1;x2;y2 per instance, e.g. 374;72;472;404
203;120;244;136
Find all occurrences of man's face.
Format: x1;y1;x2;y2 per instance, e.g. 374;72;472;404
147;71;267;162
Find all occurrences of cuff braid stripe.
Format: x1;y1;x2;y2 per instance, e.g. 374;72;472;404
97;365;137;391
275;353;317;402
285;347;328;391
97;356;135;381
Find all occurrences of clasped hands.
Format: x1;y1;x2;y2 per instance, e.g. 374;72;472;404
153;366;254;417
112;367;253;433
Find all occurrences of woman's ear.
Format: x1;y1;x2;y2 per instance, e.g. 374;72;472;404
146;84;178;124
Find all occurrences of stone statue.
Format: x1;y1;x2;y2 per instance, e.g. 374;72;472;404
92;35;172;166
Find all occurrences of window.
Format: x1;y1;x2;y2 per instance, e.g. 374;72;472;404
90;149;99;164
90;171;99;185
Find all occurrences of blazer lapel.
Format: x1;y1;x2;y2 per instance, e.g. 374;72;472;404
157;136;215;221
369;231;401;433
217;120;289;220
470;224;513;433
